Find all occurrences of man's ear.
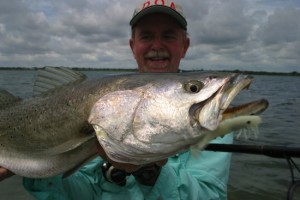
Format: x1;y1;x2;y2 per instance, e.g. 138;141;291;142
129;39;136;59
182;37;190;58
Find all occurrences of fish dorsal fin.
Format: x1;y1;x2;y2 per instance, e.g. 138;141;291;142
0;89;22;110
33;67;87;96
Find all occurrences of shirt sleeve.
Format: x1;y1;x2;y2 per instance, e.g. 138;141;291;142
23;158;103;200
138;133;233;200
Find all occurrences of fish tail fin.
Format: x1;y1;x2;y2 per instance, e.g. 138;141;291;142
235;123;260;140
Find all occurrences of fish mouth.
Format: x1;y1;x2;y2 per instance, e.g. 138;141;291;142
191;74;269;131
222;99;269;120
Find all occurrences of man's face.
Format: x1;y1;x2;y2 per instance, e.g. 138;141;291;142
130;13;190;72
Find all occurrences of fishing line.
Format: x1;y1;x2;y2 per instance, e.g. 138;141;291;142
205;144;300;200
286;156;300;200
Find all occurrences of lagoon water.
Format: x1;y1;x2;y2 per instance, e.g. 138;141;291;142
0;69;299;200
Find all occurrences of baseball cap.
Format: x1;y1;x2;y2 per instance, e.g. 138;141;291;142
130;0;187;30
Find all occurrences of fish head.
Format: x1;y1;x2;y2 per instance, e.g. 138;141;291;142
128;74;250;139
88;73;264;164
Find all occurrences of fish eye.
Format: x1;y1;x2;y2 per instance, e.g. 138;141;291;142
184;80;204;93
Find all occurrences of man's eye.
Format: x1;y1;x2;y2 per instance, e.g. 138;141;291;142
139;35;151;40
164;34;176;40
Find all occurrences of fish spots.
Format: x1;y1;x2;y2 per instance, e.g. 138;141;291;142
0;89;21;109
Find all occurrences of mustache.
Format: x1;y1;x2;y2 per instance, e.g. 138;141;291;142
145;51;170;59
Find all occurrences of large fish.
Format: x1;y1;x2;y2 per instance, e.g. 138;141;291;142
0;67;268;178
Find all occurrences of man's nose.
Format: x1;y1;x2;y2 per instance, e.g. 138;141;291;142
151;38;164;51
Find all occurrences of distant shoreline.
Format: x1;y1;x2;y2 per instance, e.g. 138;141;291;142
0;66;299;76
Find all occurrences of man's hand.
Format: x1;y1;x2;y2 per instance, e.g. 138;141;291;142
0;167;14;181
96;143;167;173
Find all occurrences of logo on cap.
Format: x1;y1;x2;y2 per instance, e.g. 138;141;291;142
142;0;177;10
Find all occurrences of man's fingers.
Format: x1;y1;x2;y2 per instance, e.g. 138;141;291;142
0;167;14;181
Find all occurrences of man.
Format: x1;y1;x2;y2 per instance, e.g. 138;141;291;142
0;1;233;199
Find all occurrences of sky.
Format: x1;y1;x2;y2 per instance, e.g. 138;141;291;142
0;0;300;72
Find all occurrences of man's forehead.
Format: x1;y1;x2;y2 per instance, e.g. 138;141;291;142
136;28;178;36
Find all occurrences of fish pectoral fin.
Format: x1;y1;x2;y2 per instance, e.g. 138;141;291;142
33;66;87;96
0;89;22;110
40;134;96;156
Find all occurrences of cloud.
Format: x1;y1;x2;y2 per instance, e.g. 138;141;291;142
0;1;51;55
183;0;300;72
0;0;299;72
191;0;254;45
257;7;300;45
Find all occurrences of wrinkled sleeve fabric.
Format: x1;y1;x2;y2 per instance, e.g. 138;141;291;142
23;158;103;200
23;134;233;200
23;158;143;200
138;133;233;200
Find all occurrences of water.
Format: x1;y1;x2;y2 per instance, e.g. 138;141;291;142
228;75;300;200
0;69;299;200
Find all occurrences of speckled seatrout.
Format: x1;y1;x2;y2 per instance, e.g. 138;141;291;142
0;67;268;178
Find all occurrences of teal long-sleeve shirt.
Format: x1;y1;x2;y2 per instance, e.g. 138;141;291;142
23;134;233;200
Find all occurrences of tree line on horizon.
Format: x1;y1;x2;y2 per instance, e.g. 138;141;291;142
0;66;299;76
